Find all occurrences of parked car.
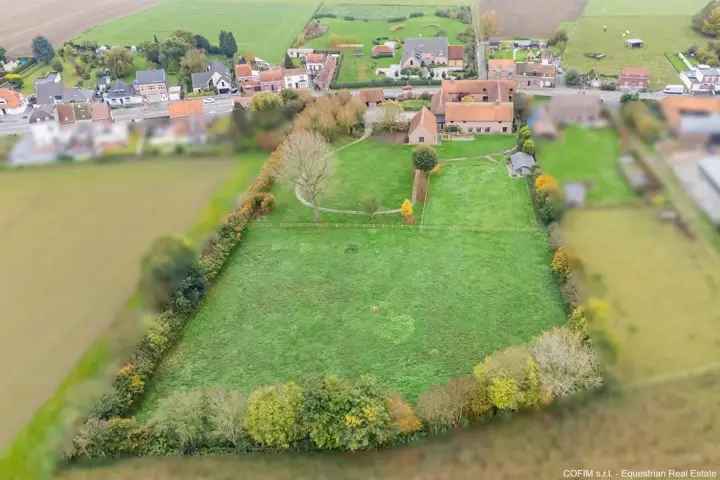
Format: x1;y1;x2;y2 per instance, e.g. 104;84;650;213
202;97;216;104
664;85;685;95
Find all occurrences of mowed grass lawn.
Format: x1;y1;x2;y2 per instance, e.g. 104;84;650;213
537;126;635;206
563;207;720;383
0;155;264;449
75;0;319;64
561;15;704;88
304;14;468;83
138;136;565;414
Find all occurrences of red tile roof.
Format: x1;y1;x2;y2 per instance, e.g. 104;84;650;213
409;107;437;135
305;53;325;64
661;96;720;130
168;99;204;119
57;104;76;124
620;66;650;78
259;68;284;83
445;102;514;122
448;45;465;61
0;88;23;109
91;103;112;122
488;59;515;71
356;88;384;104
235;64;253;78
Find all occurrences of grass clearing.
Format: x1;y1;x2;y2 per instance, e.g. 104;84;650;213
561;15;703;88
563;207;720;383
0;155;264;453
75;0;319;64
304;14;468;83
137;136;565;416
537;126;635;206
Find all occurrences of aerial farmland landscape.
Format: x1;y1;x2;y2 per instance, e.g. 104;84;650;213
0;0;719;479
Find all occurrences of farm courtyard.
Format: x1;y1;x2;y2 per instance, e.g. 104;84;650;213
0;155;264;449
138;136;566;416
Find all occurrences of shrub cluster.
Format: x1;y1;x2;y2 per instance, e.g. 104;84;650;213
72;375;423;459
293;91;366;142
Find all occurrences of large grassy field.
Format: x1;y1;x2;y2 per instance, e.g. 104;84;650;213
138;136;565;415
582;0;708;16
304;14;468;83
563;207;720;383
537;126;635;206
0;155;264;452
561;15;704;88
74;0;319;64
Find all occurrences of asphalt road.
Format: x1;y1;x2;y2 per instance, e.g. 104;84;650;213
0;88;678;137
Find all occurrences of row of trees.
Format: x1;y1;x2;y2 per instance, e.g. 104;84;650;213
71;318;602;458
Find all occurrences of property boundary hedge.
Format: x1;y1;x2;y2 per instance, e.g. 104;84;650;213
67;121;602;462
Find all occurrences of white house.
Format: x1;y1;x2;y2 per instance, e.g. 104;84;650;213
191;62;233;95
103;80;143;108
283;68;310;90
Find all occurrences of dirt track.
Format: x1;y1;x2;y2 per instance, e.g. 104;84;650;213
477;0;587;37
0;0;158;55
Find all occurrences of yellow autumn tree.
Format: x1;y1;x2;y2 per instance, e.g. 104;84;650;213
535;174;560;196
386;394;422;434
400;199;415;225
551;247;571;280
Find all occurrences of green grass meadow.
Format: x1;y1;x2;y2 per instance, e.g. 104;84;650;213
138;136;565;416
561;0;707;88
75;0;320;63
537;127;635;206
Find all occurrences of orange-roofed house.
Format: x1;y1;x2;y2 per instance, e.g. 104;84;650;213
0;88;27;115
448;45;465;69
488;59;516;80
235;63;258;94
408;107;439;145
618;67;650;91
356;88;385;107
661;96;720;133
304;53;327;74
445;102;514;135
372;45;394;59
168;99;204;119
259;68;284;92
91;103;112;123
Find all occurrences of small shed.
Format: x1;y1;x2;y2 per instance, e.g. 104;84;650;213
509;151;536;177
564;182;587;208
625;38;644;48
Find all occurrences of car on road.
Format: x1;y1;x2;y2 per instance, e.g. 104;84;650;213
202;97;216;104
664;85;686;95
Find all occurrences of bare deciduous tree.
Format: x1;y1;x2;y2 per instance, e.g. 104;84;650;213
531;327;603;399
279;131;335;222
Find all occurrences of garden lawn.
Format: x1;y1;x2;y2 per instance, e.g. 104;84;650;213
304;14;468;83
560;15;704;88
423;136;535;228
138;136;565;414
537;126;634;206
74;0;319;64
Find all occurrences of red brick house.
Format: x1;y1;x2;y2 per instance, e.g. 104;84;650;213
618;67;650;91
514;62;557;88
488;59;516;80
372;45;394;58
259;68;284;92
